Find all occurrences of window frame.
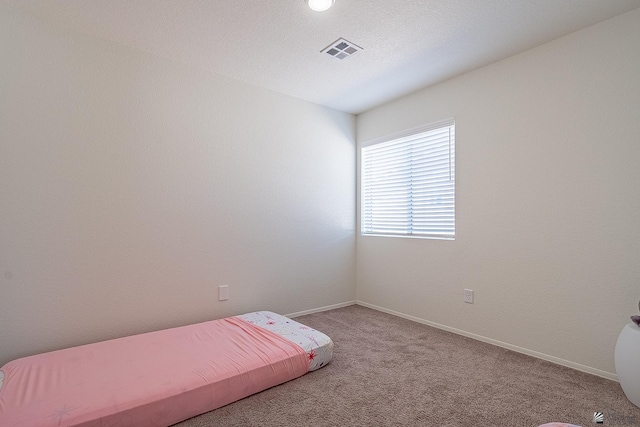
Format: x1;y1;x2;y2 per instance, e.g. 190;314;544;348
360;118;455;240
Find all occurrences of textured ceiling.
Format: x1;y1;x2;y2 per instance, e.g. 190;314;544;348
2;0;640;114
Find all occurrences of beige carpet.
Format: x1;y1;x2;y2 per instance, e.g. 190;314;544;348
175;305;639;427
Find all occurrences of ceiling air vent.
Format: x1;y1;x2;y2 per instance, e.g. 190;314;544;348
321;38;363;60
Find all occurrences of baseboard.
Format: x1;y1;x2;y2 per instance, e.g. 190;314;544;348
356;301;618;382
286;300;356;318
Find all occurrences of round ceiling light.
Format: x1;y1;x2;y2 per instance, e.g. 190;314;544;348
306;0;335;12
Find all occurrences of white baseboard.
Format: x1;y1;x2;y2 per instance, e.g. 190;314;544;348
356;301;618;382
285;300;356;318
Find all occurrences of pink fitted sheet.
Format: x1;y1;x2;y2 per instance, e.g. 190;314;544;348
0;317;309;427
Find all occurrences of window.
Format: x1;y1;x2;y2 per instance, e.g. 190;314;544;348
361;119;455;240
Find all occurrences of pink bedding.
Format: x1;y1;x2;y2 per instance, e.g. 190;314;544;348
0;317;309;427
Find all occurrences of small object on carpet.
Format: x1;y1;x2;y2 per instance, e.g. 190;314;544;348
538;423;582;427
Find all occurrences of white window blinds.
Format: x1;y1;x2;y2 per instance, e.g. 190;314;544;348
361;119;455;239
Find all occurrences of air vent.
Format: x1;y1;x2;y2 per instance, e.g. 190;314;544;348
321;38;363;60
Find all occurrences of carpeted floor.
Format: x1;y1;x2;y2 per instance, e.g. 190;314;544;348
175;305;640;427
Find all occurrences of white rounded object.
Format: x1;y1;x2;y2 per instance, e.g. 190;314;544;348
306;0;335;12
614;323;640;408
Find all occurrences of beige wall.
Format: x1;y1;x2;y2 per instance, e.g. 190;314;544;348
2;3;639;380
0;8;356;366
356;8;640;378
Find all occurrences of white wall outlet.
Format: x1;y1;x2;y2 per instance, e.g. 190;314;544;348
464;289;474;304
218;285;229;301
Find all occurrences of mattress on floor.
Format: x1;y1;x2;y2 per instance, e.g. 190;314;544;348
237;311;333;371
0;311;332;427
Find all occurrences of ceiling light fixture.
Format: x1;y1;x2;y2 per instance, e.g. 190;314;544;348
306;0;335;12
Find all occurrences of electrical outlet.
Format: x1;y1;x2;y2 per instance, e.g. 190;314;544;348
218;285;228;301
464;289;474;304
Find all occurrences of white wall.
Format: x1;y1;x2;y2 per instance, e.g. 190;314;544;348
356;8;640;377
0;8;356;366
